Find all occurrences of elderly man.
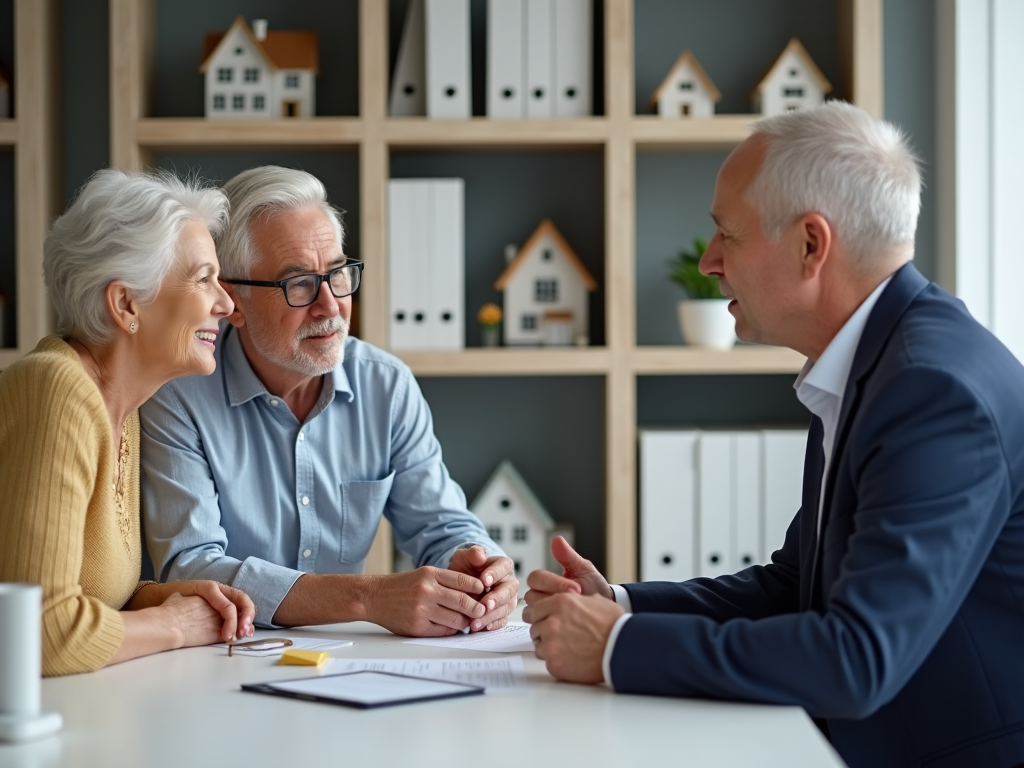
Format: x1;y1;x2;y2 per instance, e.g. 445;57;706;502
525;103;1024;768
141;166;517;635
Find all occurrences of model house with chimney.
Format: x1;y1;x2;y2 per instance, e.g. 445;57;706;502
650;51;720;118
494;219;597;346
200;17;318;119
752;38;831;116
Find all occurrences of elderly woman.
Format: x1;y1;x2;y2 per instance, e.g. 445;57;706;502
0;169;256;676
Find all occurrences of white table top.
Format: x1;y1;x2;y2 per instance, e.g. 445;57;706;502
2;618;844;768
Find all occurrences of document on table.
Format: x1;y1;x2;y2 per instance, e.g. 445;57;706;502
403;622;534;653
330;657;527;694
214;637;354;658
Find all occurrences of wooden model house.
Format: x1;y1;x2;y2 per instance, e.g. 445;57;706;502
752;38;831;116
470;461;556;593
494;219;597;346
650;51;720;118
200;17;318;120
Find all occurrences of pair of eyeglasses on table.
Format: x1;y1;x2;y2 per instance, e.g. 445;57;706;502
220;261;364;308
227;638;293;657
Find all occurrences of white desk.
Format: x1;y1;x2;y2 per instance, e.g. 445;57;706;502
2;620;844;768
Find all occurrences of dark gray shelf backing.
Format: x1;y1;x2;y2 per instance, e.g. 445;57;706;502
637;374;810;428
633;0;840;116
391;151;605;348
152;151;361;265
154;0;359;118
0;0;12;119
635;151;725;346
389;0;605;118
0;151;13;348
418;375;606;573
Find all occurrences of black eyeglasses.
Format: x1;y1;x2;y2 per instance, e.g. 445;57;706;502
221;262;363;308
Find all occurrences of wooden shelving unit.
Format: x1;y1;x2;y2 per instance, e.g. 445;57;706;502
108;0;882;583
0;0;61;371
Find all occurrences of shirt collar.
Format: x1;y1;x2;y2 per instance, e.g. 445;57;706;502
794;275;894;400
223;327;355;407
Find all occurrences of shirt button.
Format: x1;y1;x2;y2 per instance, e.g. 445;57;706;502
302;495;310;506
298;432;305;442
303;549;312;558
270;399;279;406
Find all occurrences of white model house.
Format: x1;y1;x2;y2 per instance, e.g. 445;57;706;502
752;38;831;116
470;461;555;593
649;51;720;118
200;17;318;120
494;219;597;346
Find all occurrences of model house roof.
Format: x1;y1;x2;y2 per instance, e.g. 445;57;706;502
649;50;721;108
470;460;556;529
753;38;831;94
200;17;319;74
494;219;598;292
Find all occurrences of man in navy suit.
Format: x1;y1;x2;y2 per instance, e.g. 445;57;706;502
524;102;1024;768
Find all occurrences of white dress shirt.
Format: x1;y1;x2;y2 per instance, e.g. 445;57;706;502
600;276;893;688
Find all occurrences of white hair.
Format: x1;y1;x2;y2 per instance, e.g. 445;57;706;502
746;101;922;262
217;166;345;280
43;169;229;345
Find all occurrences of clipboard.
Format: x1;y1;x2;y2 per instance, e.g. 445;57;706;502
241;670;485;710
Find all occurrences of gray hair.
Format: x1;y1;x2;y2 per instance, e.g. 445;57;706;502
746;101;921;262
217;166;345;280
43;169;229;345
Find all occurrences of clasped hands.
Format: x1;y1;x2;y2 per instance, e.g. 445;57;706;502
523;536;626;685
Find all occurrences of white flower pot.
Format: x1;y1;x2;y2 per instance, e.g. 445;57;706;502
677;299;737;350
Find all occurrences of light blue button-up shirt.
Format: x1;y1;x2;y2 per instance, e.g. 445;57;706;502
140;327;501;627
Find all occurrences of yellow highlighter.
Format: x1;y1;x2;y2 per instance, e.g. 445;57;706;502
278;649;330;669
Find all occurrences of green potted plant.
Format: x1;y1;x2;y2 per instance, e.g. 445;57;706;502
667;236;736;349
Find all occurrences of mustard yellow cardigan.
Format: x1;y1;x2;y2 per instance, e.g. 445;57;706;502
0;336;144;676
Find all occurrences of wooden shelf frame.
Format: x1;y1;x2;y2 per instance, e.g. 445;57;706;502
108;0;882;583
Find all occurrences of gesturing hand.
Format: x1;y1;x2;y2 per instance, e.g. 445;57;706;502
448;546;519;632
523;536;612;623
365;567;487;637
528;592;625;684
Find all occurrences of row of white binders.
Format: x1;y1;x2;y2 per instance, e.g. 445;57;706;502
388;179;465;351
390;0;593;119
639;428;808;583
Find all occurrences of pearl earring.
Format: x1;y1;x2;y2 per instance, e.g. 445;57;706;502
129;322;137;334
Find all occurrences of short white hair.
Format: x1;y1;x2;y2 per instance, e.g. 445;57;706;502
746;101;922;261
43;169;229;345
217;166;345;280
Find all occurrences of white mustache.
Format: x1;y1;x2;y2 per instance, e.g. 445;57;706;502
297;316;349;341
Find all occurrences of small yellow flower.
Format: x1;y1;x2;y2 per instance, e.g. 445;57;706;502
477;303;502;326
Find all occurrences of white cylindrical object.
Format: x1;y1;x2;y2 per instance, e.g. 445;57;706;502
677;299;737;350
0;584;42;718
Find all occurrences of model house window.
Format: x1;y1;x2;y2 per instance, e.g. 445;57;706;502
789;68;799;77
235;47;244;55
541;248;552;261
212;94;226;110
783;87;804;97
678;81;693;90
512;526;528;543
534;279;558;302
217;68;233;83
232;94;245;110
521;314;537;331
244;68;260;83
500;498;511;509
285;74;300;88
487;525;502;543
513;560;522;575
253;94;265;110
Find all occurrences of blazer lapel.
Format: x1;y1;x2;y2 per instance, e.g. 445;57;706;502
808;262;930;607
800;416;826;612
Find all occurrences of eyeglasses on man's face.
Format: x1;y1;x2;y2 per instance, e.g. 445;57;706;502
221;261;363;308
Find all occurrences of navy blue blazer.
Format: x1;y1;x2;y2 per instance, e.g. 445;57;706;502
617;264;1024;768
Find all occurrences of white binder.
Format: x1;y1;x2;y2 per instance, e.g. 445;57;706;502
487;0;525;118
425;0;472;119
639;430;698;582
388;181;416;350
525;0;553;118
698;432;733;578
390;0;427;116
762;430;808;558
553;0;592;117
407;181;433;347
733;432;763;571
428;179;465;349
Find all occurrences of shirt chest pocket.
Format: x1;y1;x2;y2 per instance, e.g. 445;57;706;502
338;472;396;564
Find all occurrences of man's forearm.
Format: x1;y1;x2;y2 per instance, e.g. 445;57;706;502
271;573;374;627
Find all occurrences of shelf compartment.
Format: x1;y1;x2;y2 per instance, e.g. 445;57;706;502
631;345;805;375
135;118;364;151
397;348;610;376
632;115;754;150
0;121;15;146
384;118;608;149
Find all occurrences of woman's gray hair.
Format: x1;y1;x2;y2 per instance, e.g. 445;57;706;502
216;166;345;280
747;101;922;262
43;169;229;345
